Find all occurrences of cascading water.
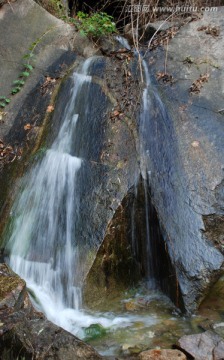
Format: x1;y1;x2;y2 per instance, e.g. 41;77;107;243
7;60;92;328
138;59;158;289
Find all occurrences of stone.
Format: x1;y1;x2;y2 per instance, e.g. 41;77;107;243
144;20;181;41
124;300;139;311
178;331;224;360
0;263;26;310
1;318;104;359
138;349;186;360
212;322;224;337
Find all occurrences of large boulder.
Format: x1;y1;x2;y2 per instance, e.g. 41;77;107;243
142;8;224;311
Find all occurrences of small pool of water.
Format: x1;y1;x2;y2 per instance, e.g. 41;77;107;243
81;286;204;359
29;280;224;359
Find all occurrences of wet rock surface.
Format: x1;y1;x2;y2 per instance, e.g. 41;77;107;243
142;9;224;311
0;263;103;359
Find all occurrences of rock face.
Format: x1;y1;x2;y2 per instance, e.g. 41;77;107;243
83;189;141;309
0;263;103;359
141;9;224;311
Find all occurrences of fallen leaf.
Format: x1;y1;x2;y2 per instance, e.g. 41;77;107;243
197;25;208;31
47;105;54;113
179;104;187;112
190;73;209;94
113;110;120;117
191;141;200;148
157;72;173;84
24;123;31;131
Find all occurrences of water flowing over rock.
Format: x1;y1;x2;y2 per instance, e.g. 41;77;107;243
0;0;99;237
0;263;103;359
5;58;107;333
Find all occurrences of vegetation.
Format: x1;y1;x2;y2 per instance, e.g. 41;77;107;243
75;11;116;38
0;28;55;109
0;42;36;107
0;96;10;108
61;11;117;39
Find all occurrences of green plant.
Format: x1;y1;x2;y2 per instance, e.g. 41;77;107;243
10;39;39;96
0;96;11;108
76;11;117;38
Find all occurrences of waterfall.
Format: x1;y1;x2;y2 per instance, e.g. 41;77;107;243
138;57;180;299
6;59;93;331
6;57;148;339
138;59;158;289
115;35;131;50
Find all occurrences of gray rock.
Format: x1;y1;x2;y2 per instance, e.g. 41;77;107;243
144;20;181;40
143;8;224;311
178;330;224;360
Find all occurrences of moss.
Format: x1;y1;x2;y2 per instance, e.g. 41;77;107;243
0;264;25;303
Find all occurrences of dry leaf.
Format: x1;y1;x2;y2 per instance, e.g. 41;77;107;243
179;104;187;112
191;141;200;148
113;110;120;117
190;73;209;94
157;72;173;84
197;26;208;31
47;105;54;113
24;123;31;131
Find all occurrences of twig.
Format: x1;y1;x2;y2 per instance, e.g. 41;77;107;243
144;10;178;59
7;0;14;12
164;37;169;74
